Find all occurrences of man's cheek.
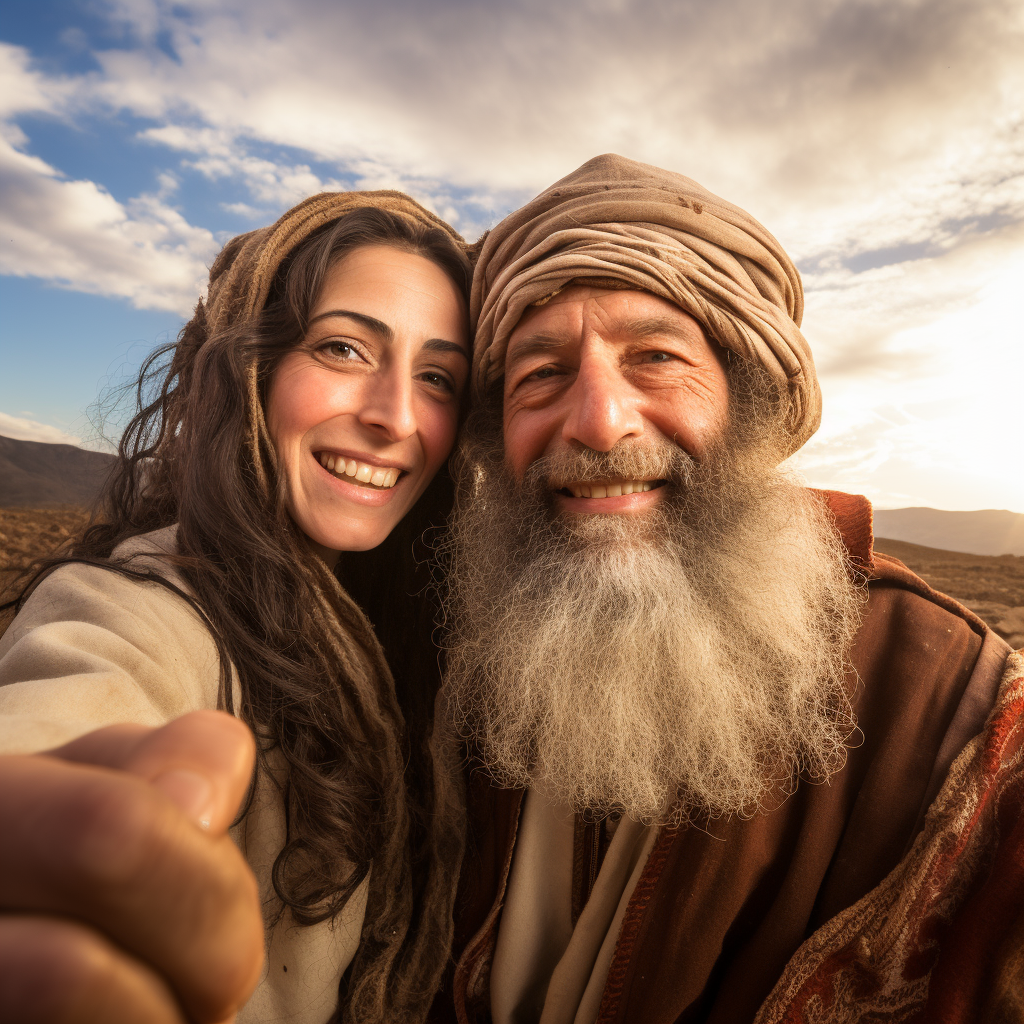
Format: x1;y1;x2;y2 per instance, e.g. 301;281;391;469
501;418;535;481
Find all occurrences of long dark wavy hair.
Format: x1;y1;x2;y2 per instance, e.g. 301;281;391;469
4;206;470;1023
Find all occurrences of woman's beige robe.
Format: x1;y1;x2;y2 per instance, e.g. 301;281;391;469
0;526;366;1024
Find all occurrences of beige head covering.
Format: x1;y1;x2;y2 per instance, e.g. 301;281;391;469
199;189;464;336
472;154;819;452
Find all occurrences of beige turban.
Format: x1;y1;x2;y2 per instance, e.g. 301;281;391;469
199;189;464;337
471;154;820;452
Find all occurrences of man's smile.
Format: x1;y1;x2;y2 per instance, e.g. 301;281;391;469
556;478;665;499
552;478;668;513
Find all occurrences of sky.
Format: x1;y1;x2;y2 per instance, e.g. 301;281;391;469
1;0;1021;513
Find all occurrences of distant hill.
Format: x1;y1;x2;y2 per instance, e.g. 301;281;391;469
0;434;115;508
873;507;1024;557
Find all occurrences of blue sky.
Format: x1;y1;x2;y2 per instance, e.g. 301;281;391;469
2;0;1022;511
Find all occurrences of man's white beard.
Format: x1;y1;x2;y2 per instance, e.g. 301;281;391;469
440;409;865;826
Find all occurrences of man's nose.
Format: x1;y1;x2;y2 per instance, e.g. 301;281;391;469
560;354;644;452
357;368;417;442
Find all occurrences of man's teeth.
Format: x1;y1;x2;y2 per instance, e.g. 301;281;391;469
318;453;400;489
568;481;655;498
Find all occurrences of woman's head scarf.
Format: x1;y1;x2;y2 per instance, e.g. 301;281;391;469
471;153;819;454
198;189;463;334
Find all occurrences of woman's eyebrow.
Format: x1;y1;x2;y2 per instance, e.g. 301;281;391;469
308;309;393;341
423;339;470;361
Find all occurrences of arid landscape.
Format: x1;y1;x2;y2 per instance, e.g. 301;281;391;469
2;507;1021;649
0;507;94;616
873;537;1024;648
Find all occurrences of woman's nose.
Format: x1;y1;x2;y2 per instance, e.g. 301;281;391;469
356;368;417;441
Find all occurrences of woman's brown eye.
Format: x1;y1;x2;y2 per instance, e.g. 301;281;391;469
420;372;454;394
321;341;360;360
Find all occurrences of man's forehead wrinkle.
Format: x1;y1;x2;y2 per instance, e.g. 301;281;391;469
508;303;706;359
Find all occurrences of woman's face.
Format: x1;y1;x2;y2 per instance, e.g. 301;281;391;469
267;244;469;560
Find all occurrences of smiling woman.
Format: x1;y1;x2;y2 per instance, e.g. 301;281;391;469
0;193;471;1024
268;245;468;559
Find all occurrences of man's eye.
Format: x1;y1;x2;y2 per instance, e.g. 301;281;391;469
648;351;673;363
529;367;559;380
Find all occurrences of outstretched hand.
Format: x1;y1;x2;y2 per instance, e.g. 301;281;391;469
0;710;265;1023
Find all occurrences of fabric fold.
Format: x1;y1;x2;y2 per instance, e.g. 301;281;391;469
471;153;819;453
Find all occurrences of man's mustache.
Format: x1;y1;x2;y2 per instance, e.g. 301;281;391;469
524;438;697;496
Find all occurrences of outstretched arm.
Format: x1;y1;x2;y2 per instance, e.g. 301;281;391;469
0;710;264;1023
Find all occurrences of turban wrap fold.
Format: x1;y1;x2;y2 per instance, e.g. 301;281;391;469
471;153;820;454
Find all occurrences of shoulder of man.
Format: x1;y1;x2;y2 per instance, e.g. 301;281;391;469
754;646;1024;1024
814;487;993;634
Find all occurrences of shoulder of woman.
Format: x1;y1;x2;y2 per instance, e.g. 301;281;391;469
111;523;183;576
10;524;190;639
0;524;223;750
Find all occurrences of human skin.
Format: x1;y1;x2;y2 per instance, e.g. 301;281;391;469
502;285;730;513
267;244;469;563
0;711;261;1023
0;246;469;1020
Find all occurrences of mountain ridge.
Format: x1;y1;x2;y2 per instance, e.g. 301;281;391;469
873;506;1024;557
0;434;115;508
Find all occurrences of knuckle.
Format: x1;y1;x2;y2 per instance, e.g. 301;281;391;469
57;773;173;891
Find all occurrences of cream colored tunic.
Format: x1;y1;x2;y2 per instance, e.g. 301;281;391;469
0;527;367;1024
490;786;658;1024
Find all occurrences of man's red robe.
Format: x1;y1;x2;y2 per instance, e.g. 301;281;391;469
429;492;1019;1024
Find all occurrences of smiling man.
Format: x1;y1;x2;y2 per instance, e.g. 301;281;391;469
434;155;1022;1024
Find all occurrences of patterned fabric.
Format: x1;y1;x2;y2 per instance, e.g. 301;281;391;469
753;649;1024;1023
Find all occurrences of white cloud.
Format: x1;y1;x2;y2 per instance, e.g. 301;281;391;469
76;0;1024;228
3;0;1024;510
0;412;80;446
50;0;1022;298
140;124;350;208
0;43;217;316
788;227;1024;511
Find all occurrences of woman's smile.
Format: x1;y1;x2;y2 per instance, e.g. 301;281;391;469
266;244;469;556
314;449;407;503
315;451;404;490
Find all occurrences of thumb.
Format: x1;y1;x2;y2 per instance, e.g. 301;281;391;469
49;711;256;834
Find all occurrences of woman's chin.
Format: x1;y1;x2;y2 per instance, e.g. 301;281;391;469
302;514;401;558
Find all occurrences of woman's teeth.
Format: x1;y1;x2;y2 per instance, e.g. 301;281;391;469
318;453;400;489
568;481;655;498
